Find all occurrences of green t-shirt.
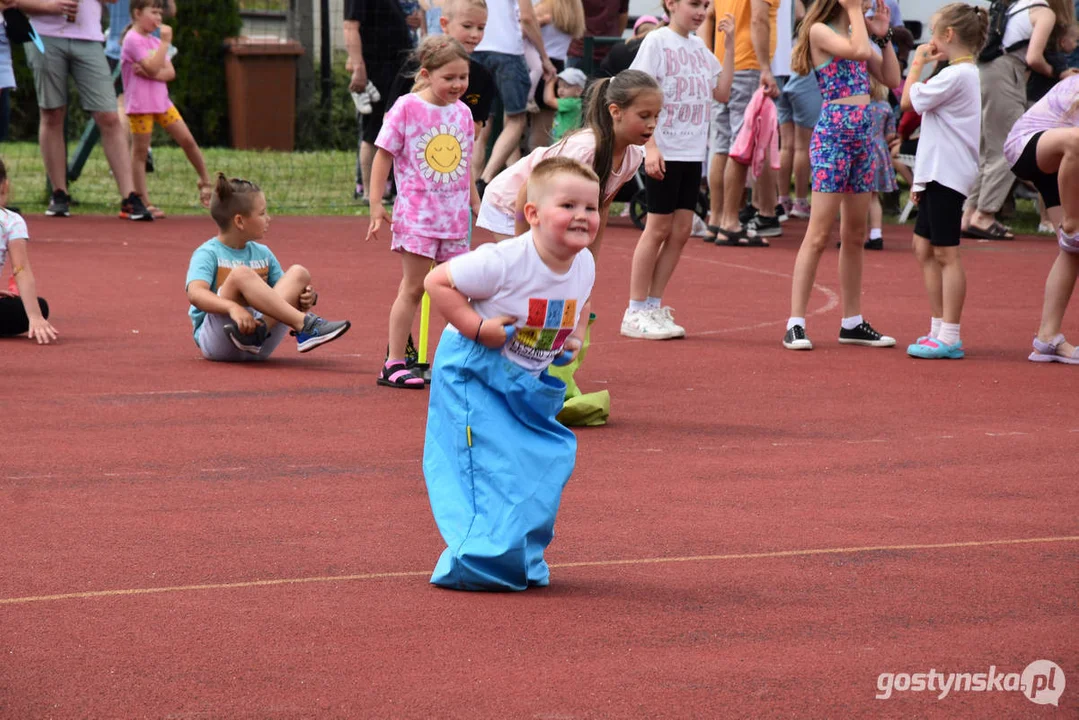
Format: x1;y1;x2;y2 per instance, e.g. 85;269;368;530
552;97;583;142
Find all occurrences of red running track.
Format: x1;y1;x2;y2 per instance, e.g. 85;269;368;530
0;215;1076;718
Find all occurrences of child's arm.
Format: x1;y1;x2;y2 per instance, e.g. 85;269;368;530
137;24;173;77
424;265;517;348
543;75;559;112
809;0;873;63
186;280;259;334
365;148;395;241
713;13;736;103
6;240;58;344
899;43;945;113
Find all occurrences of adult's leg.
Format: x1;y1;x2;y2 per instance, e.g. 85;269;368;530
388;252;433;360
790;192;843;318
708;153;726;224
360;141;377;202
481;112;527;183
720;158;750;231
793;125;814;201
218;265;307;331
93;111;136;197
39;108;68;192
754;155;778;213
968;55;1026;232
648;209;695;298
837;192;871;318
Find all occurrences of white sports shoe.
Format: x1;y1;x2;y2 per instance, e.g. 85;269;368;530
655;306;686;338
621;308;676;340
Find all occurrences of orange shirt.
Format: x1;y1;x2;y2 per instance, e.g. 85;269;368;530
713;0;778;72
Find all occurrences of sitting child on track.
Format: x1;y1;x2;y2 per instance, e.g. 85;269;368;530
0;159;58;344
185;174;351;362
121;0;212;217
421;156;598;591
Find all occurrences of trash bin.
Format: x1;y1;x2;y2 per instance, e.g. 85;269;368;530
224;38;304;151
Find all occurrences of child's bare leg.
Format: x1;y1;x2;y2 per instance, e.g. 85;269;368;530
912;234;943;319
790;192;842;317
218;265;307;331
630;213;673;302
164;118;211;187
648;209;694;298
1036;249;1079;355
869;194;883;230
1035;128;1079;233
388;252;431;360
838;193;871;317
131;132;152;205
934;246;965;325
262;265;311;329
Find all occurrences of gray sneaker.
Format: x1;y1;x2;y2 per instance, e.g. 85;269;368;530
224;319;269;354
46;189;71;217
293;312;351;352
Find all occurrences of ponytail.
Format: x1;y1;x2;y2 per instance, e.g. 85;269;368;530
565;69;660;199
209;172;263;229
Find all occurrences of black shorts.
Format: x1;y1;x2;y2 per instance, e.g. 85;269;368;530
1011;131;1061;209
644;161;702;215
913;181;965;247
536;57;564;109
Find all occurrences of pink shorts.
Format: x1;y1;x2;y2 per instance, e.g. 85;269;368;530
392;231;470;263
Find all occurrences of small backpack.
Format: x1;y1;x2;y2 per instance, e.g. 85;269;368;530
978;0;1050;63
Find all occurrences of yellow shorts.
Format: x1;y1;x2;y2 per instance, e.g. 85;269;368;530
128;105;182;135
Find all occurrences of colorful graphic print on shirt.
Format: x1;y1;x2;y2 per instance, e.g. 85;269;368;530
213;257;273;288
509;298;578;363
415;124;469;184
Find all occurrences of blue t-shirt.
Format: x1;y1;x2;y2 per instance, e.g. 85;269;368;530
105;0;130;61
185;237;284;342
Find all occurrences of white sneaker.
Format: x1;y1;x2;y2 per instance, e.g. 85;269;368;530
621;308;676;340
690;215;709;238
655;306;686;338
365;81;381;103
351;90;373;115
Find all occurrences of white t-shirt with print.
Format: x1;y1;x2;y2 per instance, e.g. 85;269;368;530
909;63;981;195
475;0;523;55
0;208;29;270
630;27;722;162
448;233;595;375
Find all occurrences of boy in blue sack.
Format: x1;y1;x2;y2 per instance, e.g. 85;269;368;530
185;174;350;361
422;157;599;591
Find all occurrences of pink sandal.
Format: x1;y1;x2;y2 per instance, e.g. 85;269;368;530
1029;334;1079;364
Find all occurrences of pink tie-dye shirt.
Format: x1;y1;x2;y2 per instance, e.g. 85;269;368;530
375;94;475;240
1004;76;1079;167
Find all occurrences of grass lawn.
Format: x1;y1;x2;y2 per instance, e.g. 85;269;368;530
2;142;366;217
0;141;1046;233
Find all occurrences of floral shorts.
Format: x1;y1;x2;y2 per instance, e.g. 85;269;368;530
128;105;182;135
810;103;877;194
392;231;470;263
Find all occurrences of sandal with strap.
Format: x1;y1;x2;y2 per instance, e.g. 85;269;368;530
1029;334;1079;364
715;227;769;247
147;204;166;219
377;360;426;388
961;221;1013;240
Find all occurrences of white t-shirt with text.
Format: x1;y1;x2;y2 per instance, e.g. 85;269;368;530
630;27;722;162
909;63;981;195
448;233;595;375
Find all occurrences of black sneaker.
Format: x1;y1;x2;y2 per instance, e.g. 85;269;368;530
224;319;269;354
838;321;896;347
738;204;758;226
864;237;883;251
775;203;789;223
746;214;782;238
46;189;71;217
783;324;813;350
121;192;153;221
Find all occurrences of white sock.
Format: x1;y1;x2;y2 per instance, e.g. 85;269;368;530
646;296;661;309
841;314;863;330
938;322;961;346
930;317;942;339
787;316;806;331
629;299;649;312
869;228;882;240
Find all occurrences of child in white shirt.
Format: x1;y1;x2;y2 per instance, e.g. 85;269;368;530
421;156;598;591
0;159;57;344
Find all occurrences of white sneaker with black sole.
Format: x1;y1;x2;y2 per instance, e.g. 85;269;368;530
783;324;813;350
838;321;895;347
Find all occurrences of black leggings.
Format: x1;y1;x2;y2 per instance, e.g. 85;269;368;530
0;296;49;336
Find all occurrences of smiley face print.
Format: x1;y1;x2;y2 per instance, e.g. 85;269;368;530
415;124;468;184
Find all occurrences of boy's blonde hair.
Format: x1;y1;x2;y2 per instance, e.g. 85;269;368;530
443;0;487;20
526;157;600;204
210;173;262;229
